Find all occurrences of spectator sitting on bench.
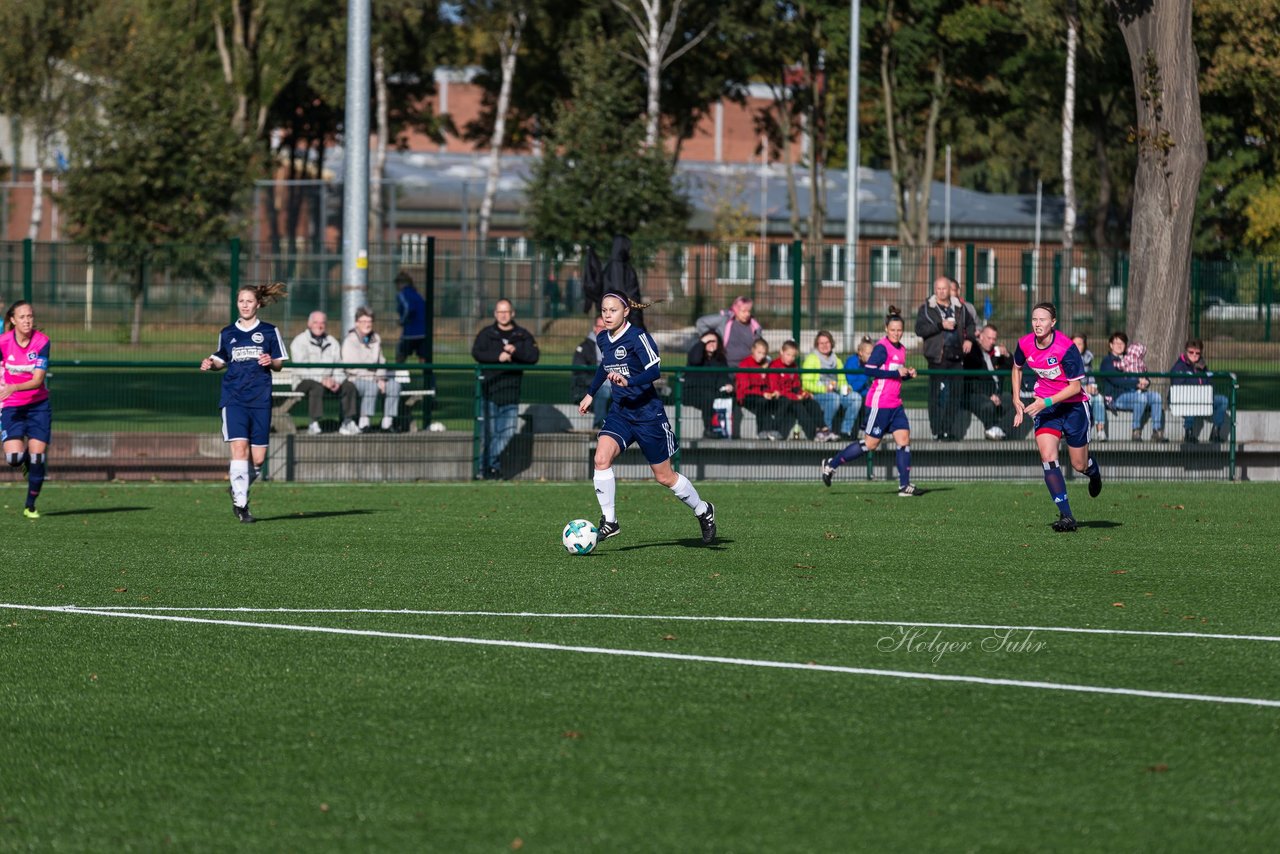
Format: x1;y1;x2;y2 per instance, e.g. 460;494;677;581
1099;331;1165;442
768;340;828;441
686;330;735;438
736;338;785;440
291;311;359;435
1171;338;1229;443
961;323;1018;441
342;307;401;432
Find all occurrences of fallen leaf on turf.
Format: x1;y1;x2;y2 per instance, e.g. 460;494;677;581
1110;570;1128;575
794;563;815;569
709;573;720;579
823;531;839;539
662;634;677;641
113;587;127;593
511;839;524;851
562;731;583;739
1146;764;1170;773
1112;602;1125;608
319;803;330;813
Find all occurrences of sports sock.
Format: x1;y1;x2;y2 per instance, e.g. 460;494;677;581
26;453;45;508
669;473;707;516
593;468;617;523
896;445;911;488
249;463;262;485
1084;456;1099;478
829;440;868;470
230;459;250;508
1043;460;1072;516
5;452;23;467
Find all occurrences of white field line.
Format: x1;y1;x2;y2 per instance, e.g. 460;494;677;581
53;605;1280;644
3;603;1280;710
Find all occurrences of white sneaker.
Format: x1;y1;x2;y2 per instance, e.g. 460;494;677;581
984;426;1006;440
381;416;394;430
307;421;322;435
1095;426;1107;442
357;416;370;430
339;420;361;436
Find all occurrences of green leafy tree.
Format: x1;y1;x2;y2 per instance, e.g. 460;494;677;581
60;9;252;343
525;37;690;251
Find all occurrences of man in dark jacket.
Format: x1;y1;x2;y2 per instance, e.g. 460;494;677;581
916;276;976;439
471;299;540;478
961;323;1018;440
1170;338;1229;443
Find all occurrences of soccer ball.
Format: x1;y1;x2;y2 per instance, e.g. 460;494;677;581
561;519;598;555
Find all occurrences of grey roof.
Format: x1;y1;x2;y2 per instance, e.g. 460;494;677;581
333;148;1066;242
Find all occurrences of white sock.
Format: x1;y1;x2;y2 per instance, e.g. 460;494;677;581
670;473;707;516
229;459;250;508
593;468;617;523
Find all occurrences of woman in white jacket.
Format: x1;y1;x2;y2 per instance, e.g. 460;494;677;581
341;306;401;431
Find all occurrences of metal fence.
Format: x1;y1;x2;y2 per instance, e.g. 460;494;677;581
1;238;1279;369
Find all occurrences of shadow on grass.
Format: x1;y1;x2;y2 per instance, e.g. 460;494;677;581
1076;519;1123;529
255;509;378;522
607;537;734;552
41;506;151;517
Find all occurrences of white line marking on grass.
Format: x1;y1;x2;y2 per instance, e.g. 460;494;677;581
4;603;1280;709
61;606;1280;645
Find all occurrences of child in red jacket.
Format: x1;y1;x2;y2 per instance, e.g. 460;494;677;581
768;340;828;440
735;338;786;440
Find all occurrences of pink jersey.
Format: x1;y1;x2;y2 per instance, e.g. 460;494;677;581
1014;330;1087;404
0;328;51;407
864;335;907;410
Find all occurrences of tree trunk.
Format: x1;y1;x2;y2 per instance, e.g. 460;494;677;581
477;8;526;316
1061;0;1079;257
130;261;146;346
28;166;43;241
1113;0;1206;378
370;43;389;247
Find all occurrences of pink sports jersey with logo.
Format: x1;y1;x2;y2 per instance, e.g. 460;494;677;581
0;328;51;407
1016;330;1086;403
865;335;906;410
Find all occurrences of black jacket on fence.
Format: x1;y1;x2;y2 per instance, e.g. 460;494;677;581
471;322;540;405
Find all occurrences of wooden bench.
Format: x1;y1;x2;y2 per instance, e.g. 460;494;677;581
273;368;435;433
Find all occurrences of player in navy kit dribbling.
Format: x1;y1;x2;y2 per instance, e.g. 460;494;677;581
200;282;289;523
578;292;717;545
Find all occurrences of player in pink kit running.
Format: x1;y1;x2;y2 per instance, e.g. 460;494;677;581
0;301;52;519
820;306;921;496
1011;302;1103;532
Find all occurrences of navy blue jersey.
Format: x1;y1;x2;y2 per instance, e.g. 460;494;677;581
588;321;664;418
210;319;289;408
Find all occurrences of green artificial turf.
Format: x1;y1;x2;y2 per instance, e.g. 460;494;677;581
2;481;1279;850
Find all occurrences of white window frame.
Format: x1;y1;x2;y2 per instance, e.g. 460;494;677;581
716;242;755;284
870;245;902;288
975;248;995;290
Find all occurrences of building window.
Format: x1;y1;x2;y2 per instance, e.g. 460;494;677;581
821;244;849;286
400;234;429;265
717;242;755;283
767;242;796;284
976;248;996;290
870;246;901;288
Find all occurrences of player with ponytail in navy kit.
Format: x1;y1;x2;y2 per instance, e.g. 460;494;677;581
200;282;289;523
578;292;717;545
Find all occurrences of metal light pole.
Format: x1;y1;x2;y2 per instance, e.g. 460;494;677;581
842;0;861;349
341;0;371;334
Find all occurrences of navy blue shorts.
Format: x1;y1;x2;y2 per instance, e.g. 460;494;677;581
1;399;52;444
864;404;910;439
222;405;270;447
397;337;428;362
599;409;677;465
1034;400;1091;448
